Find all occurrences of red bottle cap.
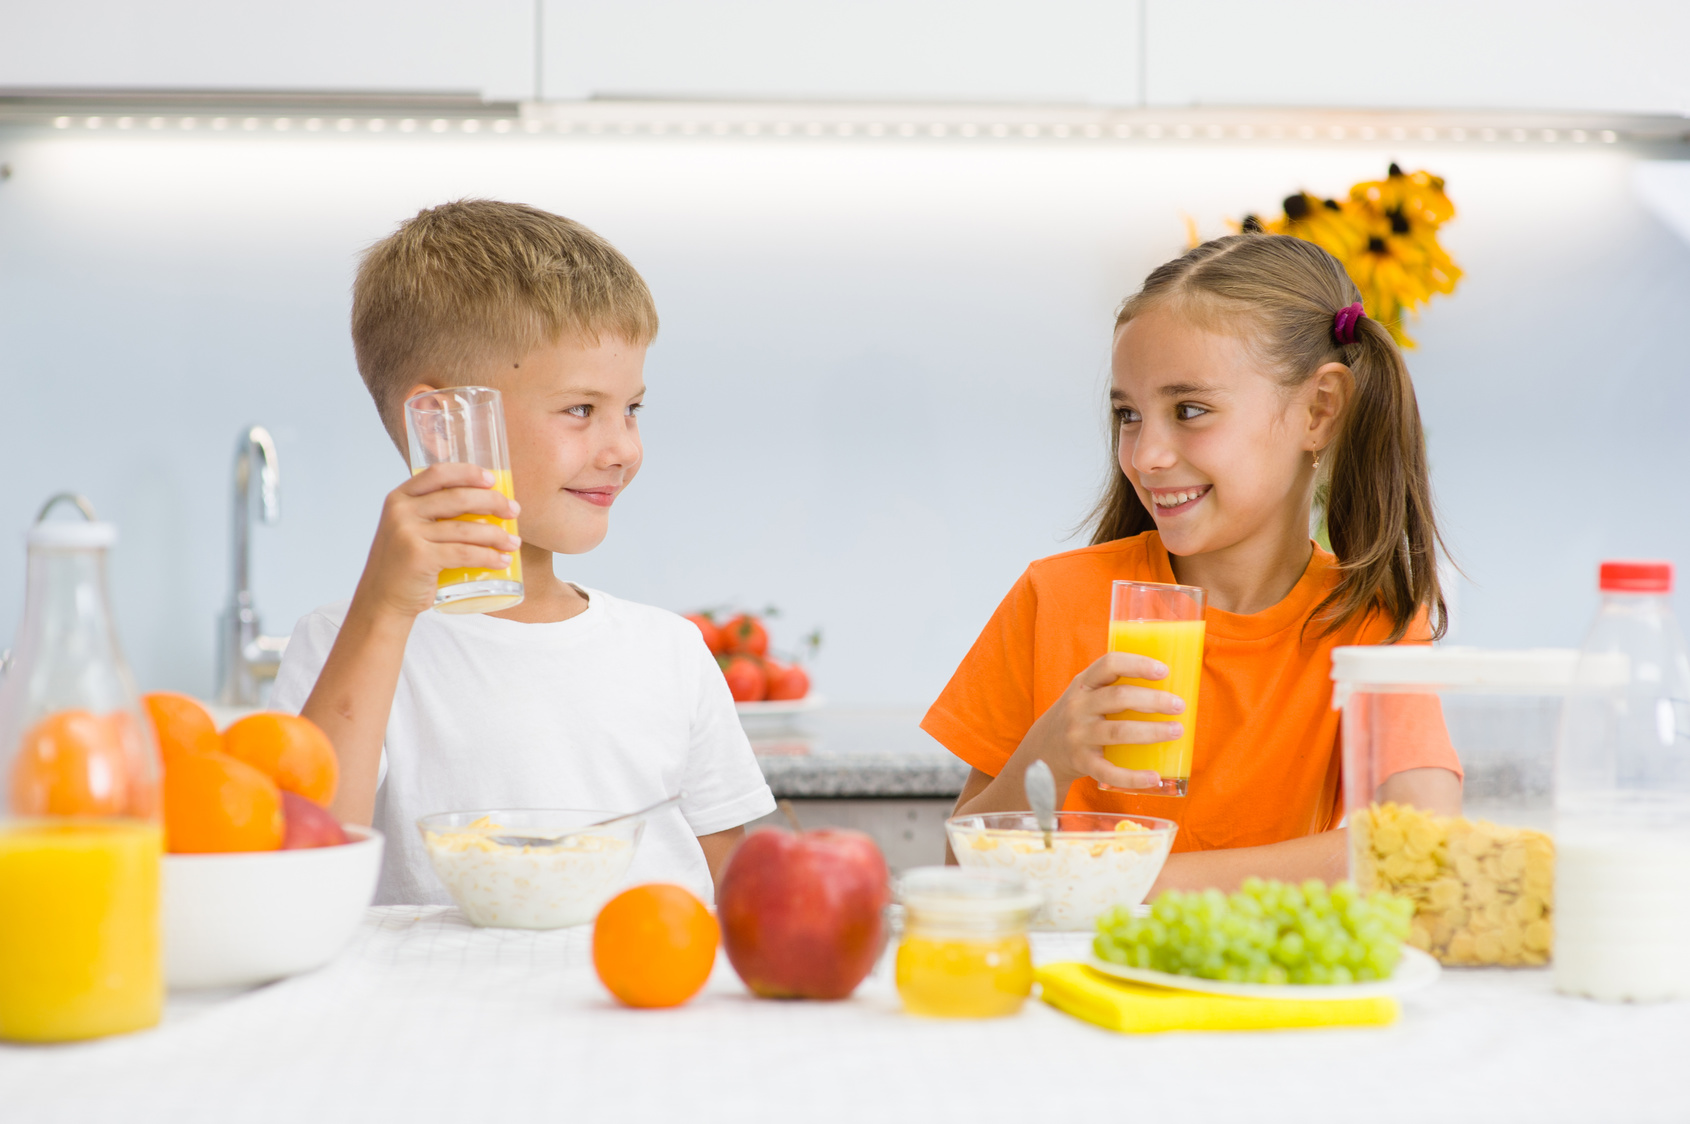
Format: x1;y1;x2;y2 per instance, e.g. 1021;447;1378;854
1599;560;1674;593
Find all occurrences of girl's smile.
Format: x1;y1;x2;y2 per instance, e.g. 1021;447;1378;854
1145;484;1213;516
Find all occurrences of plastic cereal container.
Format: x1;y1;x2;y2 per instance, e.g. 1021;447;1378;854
1332;647;1576;968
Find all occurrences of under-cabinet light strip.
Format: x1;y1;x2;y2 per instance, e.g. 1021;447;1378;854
46;113;1630;146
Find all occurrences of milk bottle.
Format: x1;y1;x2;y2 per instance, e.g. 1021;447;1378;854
1554;560;1690;1002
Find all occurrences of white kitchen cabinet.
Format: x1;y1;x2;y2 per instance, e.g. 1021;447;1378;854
0;0;536;101
2;0;1686;115
540;0;1689;113
539;0;1143;104
1146;0;1690;114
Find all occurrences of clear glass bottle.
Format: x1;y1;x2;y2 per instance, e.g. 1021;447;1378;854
0;495;163;1042
1555;560;1690;1002
894;867;1041;1018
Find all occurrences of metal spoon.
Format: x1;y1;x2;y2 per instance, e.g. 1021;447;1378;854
1024;760;1057;851
490;794;683;849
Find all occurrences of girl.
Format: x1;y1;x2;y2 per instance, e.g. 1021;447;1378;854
924;233;1462;890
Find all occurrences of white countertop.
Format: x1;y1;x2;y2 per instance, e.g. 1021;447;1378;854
4;906;1687;1123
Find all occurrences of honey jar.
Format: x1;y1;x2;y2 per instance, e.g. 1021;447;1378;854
894;867;1041;1018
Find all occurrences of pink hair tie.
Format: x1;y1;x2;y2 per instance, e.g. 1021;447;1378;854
1333;302;1365;346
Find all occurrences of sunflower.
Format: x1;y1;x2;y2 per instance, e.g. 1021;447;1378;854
1242;164;1463;346
1352;163;1455;228
1264;192;1370;262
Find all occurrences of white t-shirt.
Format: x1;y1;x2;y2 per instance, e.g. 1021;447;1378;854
270;586;775;906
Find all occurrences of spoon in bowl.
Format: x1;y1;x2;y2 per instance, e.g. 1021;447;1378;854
1024;760;1057;851
490;793;683;849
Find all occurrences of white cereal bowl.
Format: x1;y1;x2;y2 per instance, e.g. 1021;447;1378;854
163;826;383;990
947;812;1177;931
417;810;644;929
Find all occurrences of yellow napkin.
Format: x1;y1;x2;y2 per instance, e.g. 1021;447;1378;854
1035;962;1398;1034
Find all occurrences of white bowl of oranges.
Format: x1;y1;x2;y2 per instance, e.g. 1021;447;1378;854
145;694;382;990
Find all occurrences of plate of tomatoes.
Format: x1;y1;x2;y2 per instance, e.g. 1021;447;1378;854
683;609;818;709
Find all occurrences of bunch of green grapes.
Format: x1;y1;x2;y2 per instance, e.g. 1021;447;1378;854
1094;878;1414;985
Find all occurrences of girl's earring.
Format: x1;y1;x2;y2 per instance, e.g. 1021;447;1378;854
1311;450;1322;471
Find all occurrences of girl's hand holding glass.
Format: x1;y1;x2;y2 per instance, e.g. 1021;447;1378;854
1028;651;1186;794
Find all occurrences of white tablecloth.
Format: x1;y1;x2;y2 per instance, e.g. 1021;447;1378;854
3;906;1687;1123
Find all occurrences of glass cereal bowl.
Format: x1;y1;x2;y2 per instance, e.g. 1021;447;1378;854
946;811;1178;931
417;809;644;929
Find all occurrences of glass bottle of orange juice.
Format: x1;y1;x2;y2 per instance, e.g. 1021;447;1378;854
404;386;524;614
0;495;163;1043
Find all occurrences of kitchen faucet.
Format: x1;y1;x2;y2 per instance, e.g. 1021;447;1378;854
216;425;288;707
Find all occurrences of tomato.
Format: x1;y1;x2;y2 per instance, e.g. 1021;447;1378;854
722;655;768;702
765;662;810;702
683;613;725;655
720;614;768;656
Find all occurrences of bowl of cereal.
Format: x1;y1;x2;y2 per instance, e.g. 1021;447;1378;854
417;809;645;929
946;811;1177;930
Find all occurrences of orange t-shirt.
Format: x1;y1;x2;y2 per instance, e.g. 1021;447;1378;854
921;531;1461;852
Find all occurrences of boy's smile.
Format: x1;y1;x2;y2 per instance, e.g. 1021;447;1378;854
565;485;622;508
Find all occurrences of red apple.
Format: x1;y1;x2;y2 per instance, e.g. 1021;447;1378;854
281;790;348;849
718;826;889;999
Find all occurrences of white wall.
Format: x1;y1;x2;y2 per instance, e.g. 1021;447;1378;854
2;1;1689;113
2;127;1687;704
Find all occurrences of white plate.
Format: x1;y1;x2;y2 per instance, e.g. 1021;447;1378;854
735;694;825;716
1085;945;1441;1000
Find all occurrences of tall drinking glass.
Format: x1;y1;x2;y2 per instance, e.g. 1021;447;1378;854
1104;580;1206;797
404;386;524;614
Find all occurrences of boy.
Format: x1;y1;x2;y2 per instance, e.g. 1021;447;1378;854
271;199;775;905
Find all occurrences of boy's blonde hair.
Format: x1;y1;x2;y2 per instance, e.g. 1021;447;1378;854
352;199;659;441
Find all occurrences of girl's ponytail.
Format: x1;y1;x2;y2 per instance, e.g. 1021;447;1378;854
1319;315;1447;641
1094;232;1447;642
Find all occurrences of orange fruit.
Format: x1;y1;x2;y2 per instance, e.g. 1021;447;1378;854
142;691;221;759
162;750;283;853
9;709;132;817
592;884;719;1008
221;712;338;805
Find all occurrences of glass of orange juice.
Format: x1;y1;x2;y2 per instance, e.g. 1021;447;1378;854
1104;579;1206;797
405;386;524;614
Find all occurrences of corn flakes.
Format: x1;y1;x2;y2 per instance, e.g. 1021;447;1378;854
1351;801;1553;968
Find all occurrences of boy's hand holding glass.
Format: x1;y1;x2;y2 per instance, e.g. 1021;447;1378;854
404;386;525;614
357;463;521;619
1024;651;1186;795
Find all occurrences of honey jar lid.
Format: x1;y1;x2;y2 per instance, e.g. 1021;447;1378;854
896;866;1044;921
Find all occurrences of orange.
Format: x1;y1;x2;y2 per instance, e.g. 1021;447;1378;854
142;691;221;759
221;712;338;806
9;709;132;817
162;750;282;853
592;884;719;1008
